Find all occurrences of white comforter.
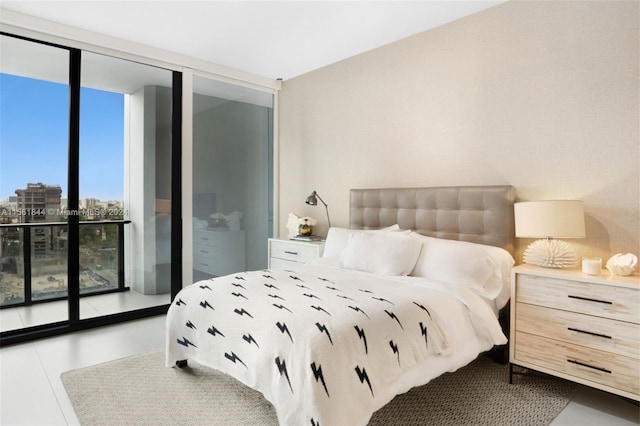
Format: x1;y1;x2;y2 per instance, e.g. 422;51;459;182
166;264;506;425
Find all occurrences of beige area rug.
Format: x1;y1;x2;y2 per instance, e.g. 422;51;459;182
61;351;576;426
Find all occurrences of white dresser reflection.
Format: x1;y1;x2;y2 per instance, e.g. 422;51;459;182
193;229;246;277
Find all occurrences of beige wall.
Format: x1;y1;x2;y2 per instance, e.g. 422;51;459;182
278;0;639;263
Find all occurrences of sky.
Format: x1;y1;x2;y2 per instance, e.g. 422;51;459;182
0;73;124;201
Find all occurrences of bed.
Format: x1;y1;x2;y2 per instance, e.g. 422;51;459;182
166;185;516;426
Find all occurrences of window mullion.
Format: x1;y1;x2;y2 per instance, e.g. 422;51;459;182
67;47;81;323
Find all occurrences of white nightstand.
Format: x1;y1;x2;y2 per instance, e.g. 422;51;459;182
268;238;325;268
509;264;639;400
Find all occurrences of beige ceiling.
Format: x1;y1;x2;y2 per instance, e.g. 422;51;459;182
0;1;505;81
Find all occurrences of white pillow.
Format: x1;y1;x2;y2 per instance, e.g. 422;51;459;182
341;231;422;276
322;225;401;259
409;233;514;303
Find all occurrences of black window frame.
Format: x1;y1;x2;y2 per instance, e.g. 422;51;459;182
0;32;182;346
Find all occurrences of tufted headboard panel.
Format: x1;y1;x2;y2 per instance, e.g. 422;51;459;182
349;186;515;255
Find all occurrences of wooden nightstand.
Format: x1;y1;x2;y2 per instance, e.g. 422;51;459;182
268;238;325;268
510;264;639;400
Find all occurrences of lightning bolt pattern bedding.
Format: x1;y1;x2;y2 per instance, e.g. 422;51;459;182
166;264;506;425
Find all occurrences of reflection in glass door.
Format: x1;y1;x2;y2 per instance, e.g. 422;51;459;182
0;35;70;331
191;76;273;283
79;52;174;319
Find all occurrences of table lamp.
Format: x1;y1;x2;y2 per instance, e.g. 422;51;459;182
305;190;331;228
514;200;585;268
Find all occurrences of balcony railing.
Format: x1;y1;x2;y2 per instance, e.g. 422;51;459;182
0;220;131;308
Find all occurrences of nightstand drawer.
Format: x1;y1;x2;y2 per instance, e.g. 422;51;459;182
270;240;320;263
269;257;299;269
517;274;640;323
515;331;640;396
516;303;640;359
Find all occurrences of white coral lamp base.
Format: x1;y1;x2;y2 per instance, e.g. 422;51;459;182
523;239;579;268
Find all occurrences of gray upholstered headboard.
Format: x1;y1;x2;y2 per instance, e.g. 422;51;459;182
349;186;515;255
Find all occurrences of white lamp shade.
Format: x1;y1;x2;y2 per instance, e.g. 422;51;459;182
514;200;585;239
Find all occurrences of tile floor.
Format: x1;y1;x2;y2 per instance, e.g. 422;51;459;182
1;315;638;425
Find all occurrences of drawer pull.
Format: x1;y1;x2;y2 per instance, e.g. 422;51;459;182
567;327;612;339
567;359;611;374
284;251;299;255
567;295;612;305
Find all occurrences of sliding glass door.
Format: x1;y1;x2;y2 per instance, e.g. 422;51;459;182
191;75;273;283
79;51;175;319
0;33;181;341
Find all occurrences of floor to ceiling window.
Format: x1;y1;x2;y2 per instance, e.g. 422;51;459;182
0;35;71;329
0;33;181;341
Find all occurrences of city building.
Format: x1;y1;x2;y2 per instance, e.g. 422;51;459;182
14;183;63;260
15;182;62;223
